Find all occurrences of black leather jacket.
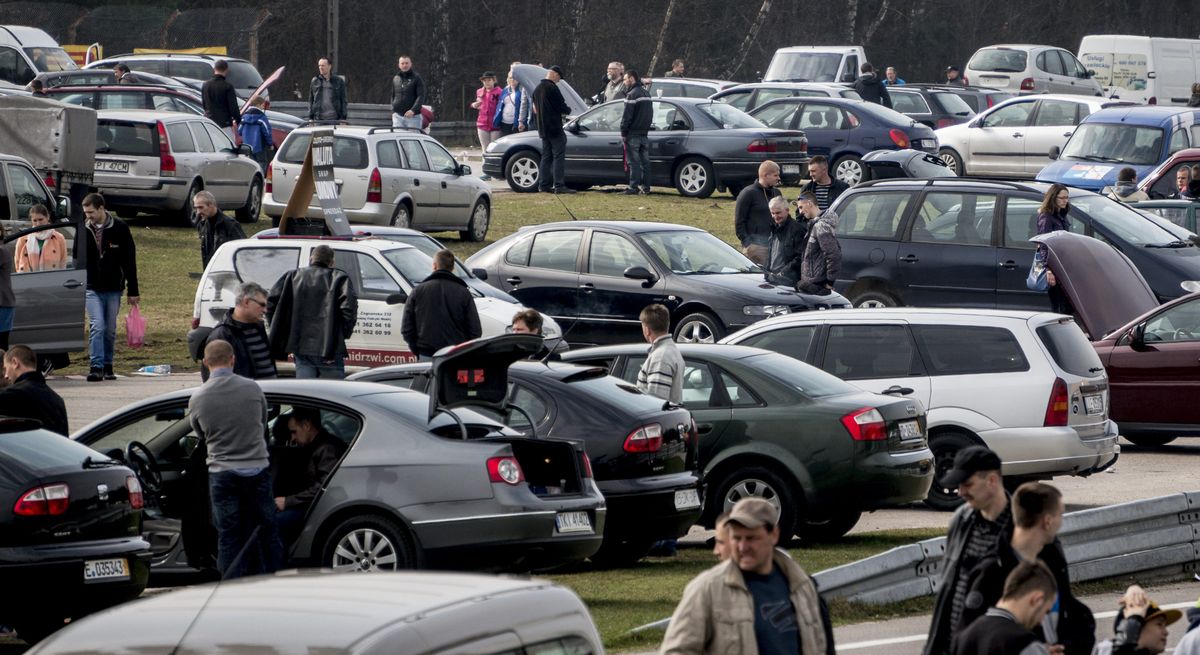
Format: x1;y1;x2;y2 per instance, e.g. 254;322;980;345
197;212;245;268
308;74;348;121
267;263;358;360
765;216;807;286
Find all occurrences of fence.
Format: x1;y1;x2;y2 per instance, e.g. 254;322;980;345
269;101;477;146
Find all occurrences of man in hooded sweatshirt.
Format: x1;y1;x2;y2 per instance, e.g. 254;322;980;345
237;96;274;173
853;62;892;109
1107;167;1149;204
401;249;481;361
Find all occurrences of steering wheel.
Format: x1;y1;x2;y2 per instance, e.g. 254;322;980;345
125;441;163;496
1174;328;1195;340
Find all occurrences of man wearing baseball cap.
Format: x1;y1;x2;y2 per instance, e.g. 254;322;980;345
1095;585;1181;654
923;446;1012;655
945;65;967;86
660;497;834;655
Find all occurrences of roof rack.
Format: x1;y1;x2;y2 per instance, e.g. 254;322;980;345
366;126;426;135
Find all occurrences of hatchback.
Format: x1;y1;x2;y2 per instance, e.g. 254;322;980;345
885;85;975;130
901;83;1014;113
966;45;1102;96
710;82;862;114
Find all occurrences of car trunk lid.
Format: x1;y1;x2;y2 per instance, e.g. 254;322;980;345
1033;317;1111;439
94;118;161;188
511;64;589;118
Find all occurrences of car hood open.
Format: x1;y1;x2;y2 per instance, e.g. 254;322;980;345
1031;231;1158;339
512;64;588;117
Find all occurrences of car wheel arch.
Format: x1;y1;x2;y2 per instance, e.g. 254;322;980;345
847;277;903;306
702;450;815;525
923;410;999;435
392;194;415;226
308;502;423;565
671;302;721;330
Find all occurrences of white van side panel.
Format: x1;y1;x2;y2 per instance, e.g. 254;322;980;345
1079;35;1200;105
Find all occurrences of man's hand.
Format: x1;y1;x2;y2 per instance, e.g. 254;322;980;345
1048;645;1065;655
404;110;414;118
274;497;285;511
1046;269;1057;287
518;122;526;131
128;296;140;306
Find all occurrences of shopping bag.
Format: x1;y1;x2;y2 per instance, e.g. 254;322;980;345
1026;253;1049;292
126;305;146;348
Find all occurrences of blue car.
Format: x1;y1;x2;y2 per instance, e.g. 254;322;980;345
1038;106;1200;192
749;97;938;186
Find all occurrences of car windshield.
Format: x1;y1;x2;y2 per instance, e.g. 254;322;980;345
224;61;265;88
383;247;481;295
1071;195;1184;247
695;102;764;129
968;48;1028;73
1059;123;1164;165
25;47;77;72
383;234;473;279
637;230;762;274
746;352;856;397
765;53;843;83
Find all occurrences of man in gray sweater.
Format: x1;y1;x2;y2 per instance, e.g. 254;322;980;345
189;339;281;579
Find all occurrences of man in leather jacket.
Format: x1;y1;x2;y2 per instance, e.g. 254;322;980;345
267;245;358;378
764;196;807;287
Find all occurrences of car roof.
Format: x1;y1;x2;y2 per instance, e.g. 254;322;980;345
738;307;1059;325
852;177;1096;197
235;236;418;252
93;53;252;64
902;83;1005;93
514;219;703;233
0;25;58;47
1082;105;1200;125
257;225;429;239
95;108;196;122
985;93;1126;108
647;76;730;85
564;342;774;361
286;125;431;138
721;82;848;91
0;153;34;165
48;84;187;93
973;43;1056;50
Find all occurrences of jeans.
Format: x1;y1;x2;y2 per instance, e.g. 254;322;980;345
392;113;423;129
209;469;282;579
85;290;121;370
275;507;307;549
295;354;345;379
539;133;567;191
626;134;651;190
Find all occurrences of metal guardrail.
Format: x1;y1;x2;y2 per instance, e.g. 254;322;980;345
268;101;477;143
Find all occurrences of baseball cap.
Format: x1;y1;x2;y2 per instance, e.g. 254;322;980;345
946;65;960;72
727;497;779;530
549;65;565;77
1144;601;1183;626
480;71;496;80
940;446;1002;487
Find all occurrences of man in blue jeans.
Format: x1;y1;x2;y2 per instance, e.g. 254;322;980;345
80;193;139;382
620;68;652;195
267;245;358;378
189;339;281;578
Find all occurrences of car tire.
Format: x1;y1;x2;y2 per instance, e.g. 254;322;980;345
800;510;863;542
390;201;412;228
505;151;540;193
925;430;980;511
234;177;263;223
589;538;656;568
323;515;418;572
460;198;490;242
712;465;798;540
11;616;66;645
673;311;724;344
833;154;865;186
726;182;745;198
674;157;716;198
853;290;899;308
939;148;965;176
1124;434;1178;447
177;180;202;223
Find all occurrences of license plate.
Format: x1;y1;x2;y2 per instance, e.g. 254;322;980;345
918;139;936;149
781;164;800;175
555;511;593;534
94;160;130;173
83;557;129;582
1084;394;1104;415
674;488;701;510
898;420;923;440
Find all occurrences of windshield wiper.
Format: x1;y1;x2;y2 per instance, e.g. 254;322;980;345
1144;240;1193;248
1067;154;1123;163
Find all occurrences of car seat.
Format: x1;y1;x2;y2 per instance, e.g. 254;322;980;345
826;109;841;129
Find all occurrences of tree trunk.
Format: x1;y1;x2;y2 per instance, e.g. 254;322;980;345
722;0;772;80
426;0;450;112
564;0;587;73
862;0;892;45
646;0;678;77
845;0;859;42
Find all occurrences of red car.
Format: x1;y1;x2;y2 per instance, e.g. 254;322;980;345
1138;147;1200;199
1037;231;1200;446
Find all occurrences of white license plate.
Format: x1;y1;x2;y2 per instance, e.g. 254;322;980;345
898;420;922;440
782;164;800;175
83;557;129;582
94;160;130;173
1084;394;1104;415
674;488;701;510
555;511;593;534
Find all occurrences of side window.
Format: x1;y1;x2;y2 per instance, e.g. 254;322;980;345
626;357;718;409
753;102;798;129
132;60;169;76
753;88;795;108
717;369;760;407
504;235;533;266
982;101;1034;128
576;103;623;132
587;232;651;277
798;104;845;130
7;164;54;221
151;93;182;112
1033;100;1081;127
822;324;921;380
1143;299;1200;343
1035;51;1048;74
837;192;913;239
1043;51;1066;76
0;47;34;85
204;123;234;151
738;326;817;362
270;404;360;450
166;123;196;153
232;247;301;289
524;636;595;655
10;223;79;273
528;230;582;272
1066;52;1090;78
717;91;752;111
0;169;8;221
890;91;931;115
336;251;400;297
422;141;458;174
1002;197;1041;250
909;192;995;246
377;140;403;168
651;101;690;131
508;384;551;432
842;55;859;83
190;122;216;153
399;139;429;171
84;403;194;460
1169;128;1190;155
911;325;1030;375
649;82;684;98
54;92;96;109
1151;162;1197;199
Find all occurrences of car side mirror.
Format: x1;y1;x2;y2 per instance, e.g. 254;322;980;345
457;163;472;176
55;195;71;220
623;265;657;286
567;122;582;134
386;291;408;305
1048;145;1061;160
237;143;253;156
1129;322;1148;350
471;267;489;281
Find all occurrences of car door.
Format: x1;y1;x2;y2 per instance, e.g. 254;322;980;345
1023;99;1085;175
501;229;584;330
375;139;408;219
1061;51;1099;95
566;102;625;183
398;138;442;227
421;140;471;228
187;120;220;196
648;100;691;184
201;122;242;204
795;102;849;159
5;161;56;221
965;99;1035;177
995;195;1052;310
617;355;732;453
898;190;999;307
831;191;915;304
6;222;85;358
816;322;932;408
331;247;410;363
1104;297;1200;427
576;230;667;345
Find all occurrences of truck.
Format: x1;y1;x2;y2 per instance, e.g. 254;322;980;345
0;25;78;87
0;95;96;220
764;45;867;83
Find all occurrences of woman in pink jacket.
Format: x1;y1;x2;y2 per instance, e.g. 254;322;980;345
471;71;502;180
15;204;68;273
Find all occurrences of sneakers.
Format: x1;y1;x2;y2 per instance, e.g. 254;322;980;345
622;187;640;195
104;365;117;381
87;368;103;382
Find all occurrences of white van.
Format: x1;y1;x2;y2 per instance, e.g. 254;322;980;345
764;45;866;83
0;25;77;87
1078;35;1200;105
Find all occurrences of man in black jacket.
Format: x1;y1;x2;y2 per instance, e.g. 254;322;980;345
79;193;139;383
533;65;573;193
620;69;652;195
951;560;1058;655
193;191;245;268
267;245;358;379
308;57;348;123
391;56;425;129
401;249;481;360
273;406;346;546
0;346;68;436
797;156;850;212
201;60;241;140
764;196;807;287
202;282;276;381
733;161;782;266
852;62;893;109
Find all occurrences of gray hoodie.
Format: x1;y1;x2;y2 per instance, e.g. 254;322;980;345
798;209;842;293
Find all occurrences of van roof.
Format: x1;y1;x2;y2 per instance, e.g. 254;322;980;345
1083;105;1200;126
773;45;862;53
0;25;60;48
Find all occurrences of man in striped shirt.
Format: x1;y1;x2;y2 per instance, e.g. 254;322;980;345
635;304;683;405
796;156;850;213
203;282;277;380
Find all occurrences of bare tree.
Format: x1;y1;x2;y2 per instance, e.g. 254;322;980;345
721;0;772;80
646;0;678;77
861;0;892;45
564;0;587;73
845;0;858;42
425;0;451;111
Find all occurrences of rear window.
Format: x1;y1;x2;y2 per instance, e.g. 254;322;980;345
745;352;855;397
166;122;196;153
568;375;672;411
912;325;1030;375
279;133;369;169
0;431;111;475
969;48;1029;73
96;120;157;156
932;92;973;117
1036;321;1104;377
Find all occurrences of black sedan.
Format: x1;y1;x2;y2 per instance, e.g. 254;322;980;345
350;356;701;565
1;418;151;643
465;220;850;347
560;344;935;541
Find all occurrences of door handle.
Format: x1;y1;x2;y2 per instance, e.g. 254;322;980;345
997;260;1018;270
62;280;83;289
441;181;447;189
413;179;420;186
506;276;522;286
695;423;714;435
1012;132;1023;138
1063;132;1073;138
607;141;621;145
899;255;919;263
579;282;595;292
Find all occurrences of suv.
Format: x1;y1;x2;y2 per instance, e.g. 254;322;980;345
85;53;265;101
902;83;1014;113
264;126;491;241
966;45;1102;96
722;308;1120;509
94;109;263;221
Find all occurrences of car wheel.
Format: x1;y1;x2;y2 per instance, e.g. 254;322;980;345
925;430;979;511
939;148;965;176
390;202;412;228
852;290;899;308
1124;434;1177;447
460;198;490;242
713;465;798;539
505;151;540;193
177;181;202;223
323;515;417;572
589;538;656;568
800;510;863;542
833;155;865;186
11;617;67;645
674;157;716;198
673;312;724;344
234;177;263;223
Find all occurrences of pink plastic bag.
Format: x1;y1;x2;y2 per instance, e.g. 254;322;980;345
126;305;146;348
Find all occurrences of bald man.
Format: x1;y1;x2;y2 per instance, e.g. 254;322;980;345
734;161;782;266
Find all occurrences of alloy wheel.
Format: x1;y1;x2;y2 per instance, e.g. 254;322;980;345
836;159;863;185
511;157;539;189
677;319;716;343
331;528;399;572
723;478;782;514
678;163;708;194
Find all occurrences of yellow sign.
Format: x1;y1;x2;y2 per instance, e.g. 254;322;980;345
132;47;228;55
62;44;101;67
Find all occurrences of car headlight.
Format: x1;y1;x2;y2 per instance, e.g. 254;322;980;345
485;140;502;153
743;305;791;317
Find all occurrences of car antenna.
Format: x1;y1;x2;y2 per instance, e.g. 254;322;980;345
540;311;583;364
554;192;578;221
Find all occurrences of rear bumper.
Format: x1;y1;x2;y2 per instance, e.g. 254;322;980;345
982;421;1121;477
97;178;189;211
262;197;389;224
600;475;703;541
411;504;607;568
0;537;151;617
715;159;809;187
810;447;935;511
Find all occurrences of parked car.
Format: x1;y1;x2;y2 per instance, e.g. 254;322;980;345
1037;230;1200;447
37;68;192;91
1;418;151;643
936;95;1129;178
560;343;933;536
749;97;937;185
965;44;1102;96
86;53;266;101
3;219;85;369
861;149;955;180
465;220;850;347
0;152;70;221
70;376;606;576
194;236;565;366
350;355;701;564
720;309;1120;509
901;83;1013;113
1078;34;1200;106
1131;199;1200;235
1137;147;1200;199
645;76;738;98
27;572;605;655
264;125;491;240
825;179;1200;308
1038;106;1200;192
710;82;862;114
0;25;76;87
93;109;262;221
885;85;975;129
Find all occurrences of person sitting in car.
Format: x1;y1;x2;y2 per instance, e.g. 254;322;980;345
274;407;346;545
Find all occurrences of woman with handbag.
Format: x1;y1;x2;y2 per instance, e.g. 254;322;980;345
1035;184;1074;315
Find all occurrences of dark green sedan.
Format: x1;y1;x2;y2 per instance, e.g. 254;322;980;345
561;344;934;541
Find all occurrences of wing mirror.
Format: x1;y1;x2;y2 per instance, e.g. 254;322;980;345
471;267;489;281
55;195;72;220
1129;322;1148;350
623;265;658;286
1048;145;1061;160
457;163;473;176
237;143;254;156
386;291;408;305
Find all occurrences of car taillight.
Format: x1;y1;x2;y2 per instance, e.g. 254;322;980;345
487;456;524;485
367;167;382;203
14;483;70;516
746;139;777;153
190;316;200;329
156;121;176;176
840;407;888;441
986;95;996;108
799;138;808;153
888;129;910;148
265;165;273;194
623;424;664;453
126;476;143;509
1019;78;1035;92
580;453;594;478
1044;378;1069;427
936;118;956;129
